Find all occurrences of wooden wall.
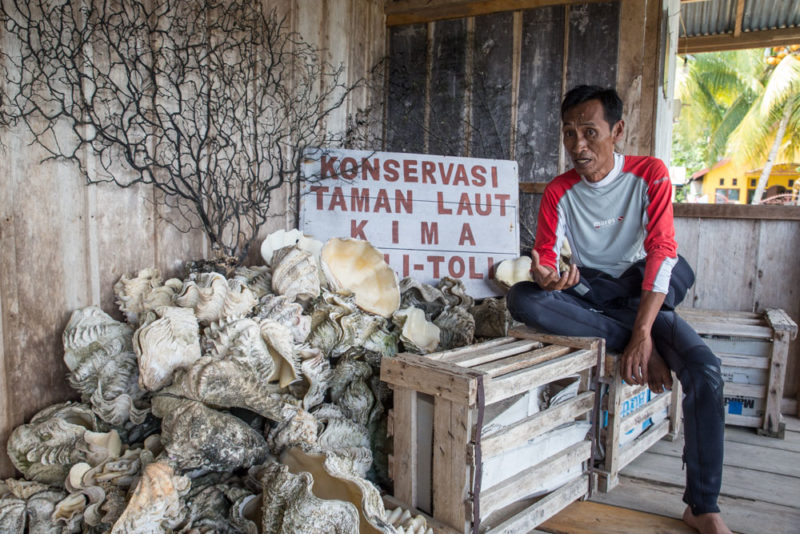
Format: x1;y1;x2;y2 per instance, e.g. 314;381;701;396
0;0;385;478
385;0;663;249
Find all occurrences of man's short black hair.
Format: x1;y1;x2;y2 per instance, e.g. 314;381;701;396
561;85;623;125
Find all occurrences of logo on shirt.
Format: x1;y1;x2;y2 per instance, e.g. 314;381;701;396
593;216;624;229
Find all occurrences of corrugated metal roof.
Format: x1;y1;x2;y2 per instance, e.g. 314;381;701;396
680;0;800;38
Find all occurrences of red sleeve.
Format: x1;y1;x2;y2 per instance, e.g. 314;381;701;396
640;160;678;292
533;172;578;273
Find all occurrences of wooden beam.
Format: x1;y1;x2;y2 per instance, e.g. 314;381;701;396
673;203;800;221
733;0;745;38
519;182;548;194
385;0;609;26
678;27;800;54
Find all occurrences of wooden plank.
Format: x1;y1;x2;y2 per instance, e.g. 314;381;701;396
701;337;773;358
428;336;518;362
723;382;766;399
488;473;590;533
480;391;595;459
762;329;790;436
474;344;572;377
718;353;770;369
541;500;696;534
390;388;418;509
619;393;671;436
724;425;800;453
599;354;624;492
447;339;542;368
385;0;610;26
479;440;591;518
616;419;670;473
674;203;800;221
470;11;513;159
432;397;472;532
386;24;428;153
380;353;479;404
622;450;800;508
428;18;467;156
483;349;596;404
590;476;800;534
725;413;762;428
677;308;762;322
764;308;798;337
565;1;619;90
509;327;601;350
519;182;548;194
682;321;773;340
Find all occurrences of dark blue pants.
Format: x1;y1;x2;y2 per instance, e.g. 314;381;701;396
506;257;724;515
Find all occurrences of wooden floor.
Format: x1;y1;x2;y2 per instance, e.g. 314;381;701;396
538;415;800;534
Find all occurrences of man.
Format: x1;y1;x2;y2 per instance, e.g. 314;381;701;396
506;85;732;534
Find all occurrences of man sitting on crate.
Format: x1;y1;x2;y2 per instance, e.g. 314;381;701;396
506;85;731;534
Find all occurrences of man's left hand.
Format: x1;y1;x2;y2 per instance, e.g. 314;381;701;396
621;331;652;385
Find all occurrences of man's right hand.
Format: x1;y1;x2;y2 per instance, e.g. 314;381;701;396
530;249;580;291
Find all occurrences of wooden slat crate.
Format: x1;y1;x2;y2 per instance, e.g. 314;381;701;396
597;356;682;492
677;307;798;438
380;327;604;533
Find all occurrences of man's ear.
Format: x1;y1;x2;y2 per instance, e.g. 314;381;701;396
612;119;625;142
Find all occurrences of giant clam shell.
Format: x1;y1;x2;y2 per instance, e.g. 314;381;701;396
385;506;433;534
434;306;475;349
63;307;133;374
113;268;162;323
494;256;534;288
271;245;321;303
330;359;375;427
0;480;65;534
174;272;256;324
260;229;304;266
320;238;400;318
470;297;511;338
289;347;332;411
254;294;311;343
399;277;448;319
110;461;190;533
233;265;273;299
392;307;441;354
6;402;119;486
281;447;391;534
152;396;270;474
133;306;202;391
182;474;253;533
266;409;319;455
437;277;474;309
257;461;360;533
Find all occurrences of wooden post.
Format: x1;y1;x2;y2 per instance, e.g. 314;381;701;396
600;359;623;492
392;387;419;508
432;397;473;532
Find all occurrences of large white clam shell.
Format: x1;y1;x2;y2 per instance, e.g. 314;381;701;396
63;306;133;377
110;461;190;533
392;307;440;354
320;238;400;318
494;256;534;287
233;265;273;299
260;228;304;266
174;272;256;324
271;245;321;303
133;306;201;391
254;294;311;343
113;268;162;323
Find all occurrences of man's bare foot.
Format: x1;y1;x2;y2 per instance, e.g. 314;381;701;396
682;506;734;534
647;346;673;394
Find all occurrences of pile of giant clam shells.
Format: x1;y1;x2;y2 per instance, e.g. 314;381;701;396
2;232;511;532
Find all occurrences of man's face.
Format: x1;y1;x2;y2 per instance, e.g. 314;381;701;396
562;99;624;183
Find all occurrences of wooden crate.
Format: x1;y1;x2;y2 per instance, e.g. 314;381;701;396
380;327;604;533
597;356;682;493
677;307;798;438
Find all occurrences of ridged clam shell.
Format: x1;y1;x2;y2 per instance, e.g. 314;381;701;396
398;277;448;319
110;461;190;533
88;352;150;426
469;297;510;338
254;294;311;343
233;265;273;299
437;277;474;309
202;318;275;377
175;272;256;324
113;268;163;323
392;307;441;354
386;506;433;534
257;461;360;534
7;402;101;486
182;476;252;533
260;319;300;388
266;409;318;455
133;306;201;391
271;246;321;303
308;290;393;358
152;396;270;474
0;481;66;534
260;228;304;266
434;306;475;350
289;347;332;411
320;238;400;318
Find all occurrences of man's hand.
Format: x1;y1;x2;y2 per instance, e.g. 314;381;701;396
621;330;652;385
530;250;580;291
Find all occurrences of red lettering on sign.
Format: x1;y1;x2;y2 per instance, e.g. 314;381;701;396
403;254;410;277
456;193;473;215
438;162;454;185
421;222;438;245
392;221;399;244
310;186;328;209
340;157;358;179
427;255;445;278
351;220;368;240
448;256;465;278
496;194;510;216
374;189;391;213
321;156;337;178
475;194;491;216
491;166;498;188
329;187;347;211
351;188;369;212
452;164;469;186
362;158;380;181
384;159;400;182
395;190;413;214
403;160;418;183
469;257;483;279
421;161;436;184
471;165;486;187
437;192;452;215
459;223;475;246
384;253;390;265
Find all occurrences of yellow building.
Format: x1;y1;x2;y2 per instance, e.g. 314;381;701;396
688;159;799;204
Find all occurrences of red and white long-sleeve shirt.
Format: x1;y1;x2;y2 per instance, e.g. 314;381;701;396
534;154;677;294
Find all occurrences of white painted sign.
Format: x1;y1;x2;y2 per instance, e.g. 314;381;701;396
299;148;519;298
